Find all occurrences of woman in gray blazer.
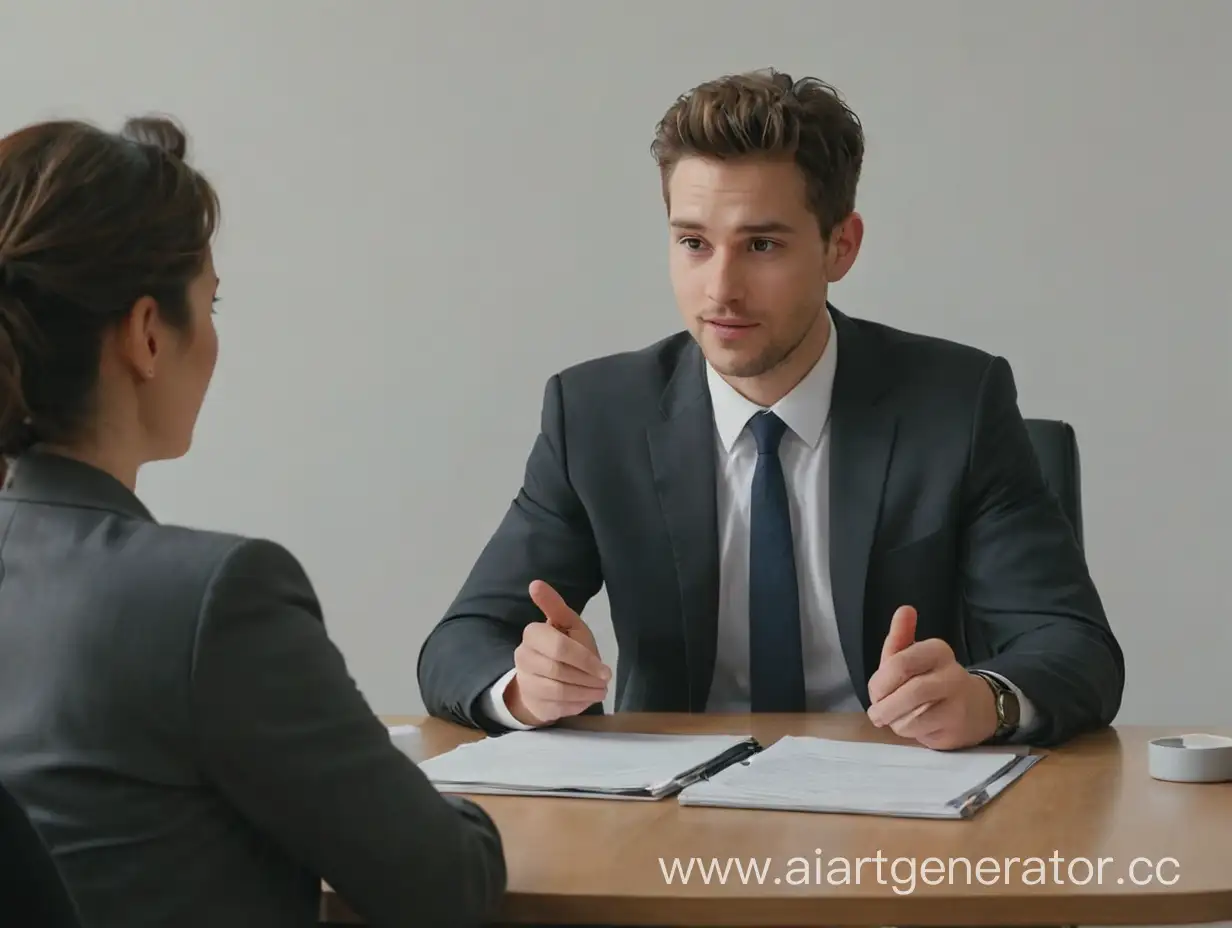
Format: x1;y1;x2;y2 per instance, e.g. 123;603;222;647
0;116;505;927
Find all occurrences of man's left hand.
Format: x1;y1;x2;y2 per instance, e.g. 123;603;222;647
866;605;998;750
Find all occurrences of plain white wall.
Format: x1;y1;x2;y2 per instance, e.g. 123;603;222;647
2;1;1228;734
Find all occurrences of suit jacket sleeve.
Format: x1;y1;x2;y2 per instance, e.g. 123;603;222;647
417;373;604;732
189;538;506;927
962;356;1125;745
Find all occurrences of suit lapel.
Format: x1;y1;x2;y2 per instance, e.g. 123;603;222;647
646;341;719;712
827;308;898;707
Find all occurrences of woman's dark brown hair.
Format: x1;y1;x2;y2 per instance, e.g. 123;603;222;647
0;114;219;478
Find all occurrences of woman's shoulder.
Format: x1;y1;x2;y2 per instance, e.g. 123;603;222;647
111;523;326;661
134;522;315;605
58;514;313;635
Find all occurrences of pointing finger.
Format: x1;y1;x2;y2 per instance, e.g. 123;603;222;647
529;580;583;631
880;605;917;665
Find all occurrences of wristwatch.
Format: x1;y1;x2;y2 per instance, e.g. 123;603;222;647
972;670;1019;741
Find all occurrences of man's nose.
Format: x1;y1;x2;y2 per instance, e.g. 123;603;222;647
704;253;745;307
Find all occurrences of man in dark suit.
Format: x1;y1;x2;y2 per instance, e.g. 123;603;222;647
418;68;1123;749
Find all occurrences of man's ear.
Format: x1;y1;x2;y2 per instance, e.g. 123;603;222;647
115;295;161;381
825;211;864;283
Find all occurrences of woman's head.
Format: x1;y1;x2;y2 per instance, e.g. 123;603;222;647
0;114;220;480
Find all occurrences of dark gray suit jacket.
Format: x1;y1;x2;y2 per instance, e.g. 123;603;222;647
418;307;1124;746
0;452;505;928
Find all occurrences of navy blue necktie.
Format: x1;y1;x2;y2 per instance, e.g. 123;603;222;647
747;411;806;712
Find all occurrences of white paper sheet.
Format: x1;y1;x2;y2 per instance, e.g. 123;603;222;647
418;729;758;799
676;735;1040;818
386;724;425;762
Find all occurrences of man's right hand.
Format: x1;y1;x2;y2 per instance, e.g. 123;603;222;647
504;580;612;727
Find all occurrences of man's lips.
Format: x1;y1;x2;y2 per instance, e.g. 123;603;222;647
705;318;759;340
705;319;757;328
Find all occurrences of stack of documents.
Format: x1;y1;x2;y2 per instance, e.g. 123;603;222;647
418;729;760;800
676;736;1040;819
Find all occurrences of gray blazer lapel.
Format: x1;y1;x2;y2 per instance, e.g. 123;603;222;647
645;341;719;712
827;307;898;707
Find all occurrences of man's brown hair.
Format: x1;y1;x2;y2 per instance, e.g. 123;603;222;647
651;68;863;239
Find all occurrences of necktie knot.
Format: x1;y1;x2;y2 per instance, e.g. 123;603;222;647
749;411;788;455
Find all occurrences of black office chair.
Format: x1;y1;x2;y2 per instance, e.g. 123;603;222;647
1023;418;1084;549
0;778;82;927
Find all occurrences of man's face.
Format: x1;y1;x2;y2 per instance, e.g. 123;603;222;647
666;155;850;380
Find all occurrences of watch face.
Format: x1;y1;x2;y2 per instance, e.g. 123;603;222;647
1000;691;1020;727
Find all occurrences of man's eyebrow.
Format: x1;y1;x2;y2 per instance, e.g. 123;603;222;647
669;219;797;234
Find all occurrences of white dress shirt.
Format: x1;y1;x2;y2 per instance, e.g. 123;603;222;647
481;309;1036;732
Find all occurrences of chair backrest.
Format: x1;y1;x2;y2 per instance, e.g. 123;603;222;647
1023;418;1084;549
0;778;81;927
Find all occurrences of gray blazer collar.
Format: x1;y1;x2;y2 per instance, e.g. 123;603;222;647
1;451;154;522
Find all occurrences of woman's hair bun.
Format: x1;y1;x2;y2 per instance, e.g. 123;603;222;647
120;115;189;160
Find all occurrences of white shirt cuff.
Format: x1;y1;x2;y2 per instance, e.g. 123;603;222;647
979;670;1038;739
479;667;539;731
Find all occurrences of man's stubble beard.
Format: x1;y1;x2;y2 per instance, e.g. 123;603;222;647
704;306;823;379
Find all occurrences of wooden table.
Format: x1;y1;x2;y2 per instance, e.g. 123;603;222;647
321;713;1232;926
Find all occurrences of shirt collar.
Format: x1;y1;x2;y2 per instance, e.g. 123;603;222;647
705;307;837;453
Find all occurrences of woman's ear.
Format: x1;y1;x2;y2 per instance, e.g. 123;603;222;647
116;295;162;380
